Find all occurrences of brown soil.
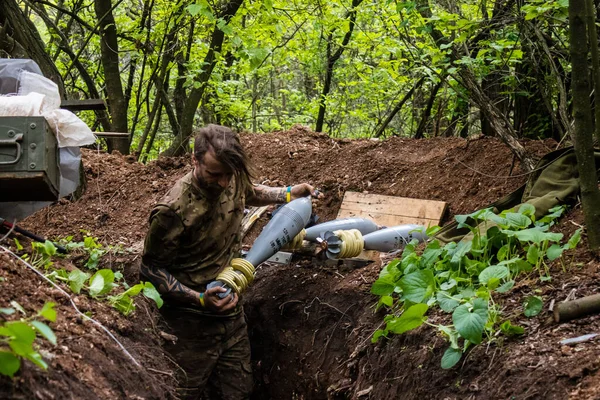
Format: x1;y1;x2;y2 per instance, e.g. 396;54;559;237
2;126;599;400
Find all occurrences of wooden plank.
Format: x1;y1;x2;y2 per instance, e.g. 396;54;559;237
93;132;130;138
339;191;446;221
336;209;437;228
337;191;447;228
60;99;107;111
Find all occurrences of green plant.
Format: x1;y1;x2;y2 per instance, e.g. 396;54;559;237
108;282;164;316
0;302;57;378
22;240;57;269
371;205;581;369
47;267;163;315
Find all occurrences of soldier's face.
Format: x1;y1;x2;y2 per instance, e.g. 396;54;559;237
193;150;232;195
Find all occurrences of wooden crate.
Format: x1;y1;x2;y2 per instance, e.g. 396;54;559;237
336;192;447;261
336;191;447;228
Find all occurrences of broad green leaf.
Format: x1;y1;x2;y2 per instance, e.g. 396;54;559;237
14;238;23;251
421;242;443;267
380;296;393;307
441;346;463;369
537;205;566;225
143;282;164;308
372;263;400;296
440;279;457;291
0;351;20;377
517;203;536;218
500;320;525;336
386;304;429;334
546;244;564;261
69;269;90;294
37;302;56;322
88;269;115;297
450;241;472;266
6;322;36;357
524;296;543;317
505;227;563;245
437;291;459;312
454;215;472;229
43;240;57;256
526;245;540;264
496;280;515;293
122;283;144;297
0;308;15;315
399;270;435;303
460;287;476;298
452;298;488;344
504;212;531;229
31;321;56;345
479;265;509;285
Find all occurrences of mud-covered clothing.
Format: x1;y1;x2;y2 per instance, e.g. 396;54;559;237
142;171;251;290
161;307;252;400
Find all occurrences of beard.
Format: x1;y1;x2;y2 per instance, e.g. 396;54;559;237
196;174;226;199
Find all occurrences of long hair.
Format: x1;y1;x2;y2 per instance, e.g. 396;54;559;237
193;125;253;192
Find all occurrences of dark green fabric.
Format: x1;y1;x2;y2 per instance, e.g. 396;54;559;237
161;307;252;400
434;147;599;244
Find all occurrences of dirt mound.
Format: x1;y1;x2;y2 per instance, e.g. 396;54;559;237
3;127;599;400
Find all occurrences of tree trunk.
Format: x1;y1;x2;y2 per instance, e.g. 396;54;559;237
164;0;244;156
373;79;424;138
0;0;64;96
315;0;363;133
415;79;443;139
586;0;600;144
460;70;537;171
95;0;129;154
569;0;600;251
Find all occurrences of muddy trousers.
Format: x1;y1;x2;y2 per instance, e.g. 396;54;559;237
160;307;253;400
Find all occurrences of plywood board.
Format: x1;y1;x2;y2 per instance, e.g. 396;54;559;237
337;191;447;228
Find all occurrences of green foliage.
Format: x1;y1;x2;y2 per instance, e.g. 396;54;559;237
48;266;163;315
370;205;579;368
0;303;57;378
31;0;574;156
23;234;163;316
500;320;525;336
523;296;543;317
23;240;57;269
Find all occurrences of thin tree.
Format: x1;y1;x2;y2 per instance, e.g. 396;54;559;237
163;0;244;156
315;0;363;133
569;0;600;251
95;0;129;154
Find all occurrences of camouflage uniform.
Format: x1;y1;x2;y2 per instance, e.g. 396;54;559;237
142;171;253;399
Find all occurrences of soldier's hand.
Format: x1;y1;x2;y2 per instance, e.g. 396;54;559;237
291;183;324;200
203;286;239;313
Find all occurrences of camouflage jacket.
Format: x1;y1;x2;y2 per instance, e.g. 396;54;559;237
142;171;251;291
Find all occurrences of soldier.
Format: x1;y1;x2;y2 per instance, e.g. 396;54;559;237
141;124;320;399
